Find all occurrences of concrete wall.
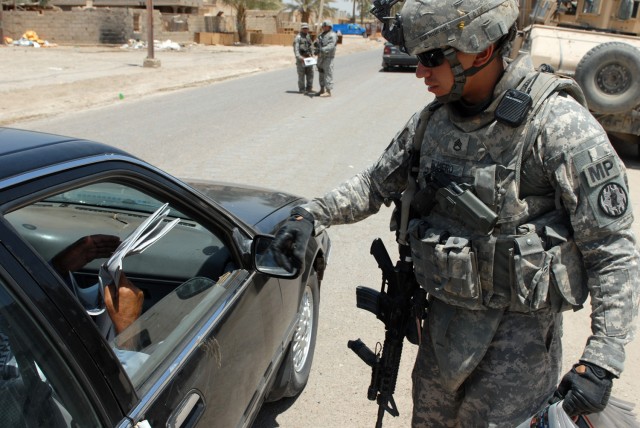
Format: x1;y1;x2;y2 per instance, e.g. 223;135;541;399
4;8;134;44
2;8;331;45
246;10;277;34
3;9;201;44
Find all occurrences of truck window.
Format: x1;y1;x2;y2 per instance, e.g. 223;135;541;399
583;0;601;14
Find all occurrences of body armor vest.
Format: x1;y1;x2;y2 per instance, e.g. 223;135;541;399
408;72;589;313
296;34;313;57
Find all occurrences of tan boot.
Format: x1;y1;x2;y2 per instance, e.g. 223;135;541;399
317;87;325;96
320;90;331;97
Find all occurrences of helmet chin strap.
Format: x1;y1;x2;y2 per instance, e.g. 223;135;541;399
435;46;501;104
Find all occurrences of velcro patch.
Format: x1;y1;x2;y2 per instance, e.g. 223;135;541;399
598;182;628;218
583;155;620;188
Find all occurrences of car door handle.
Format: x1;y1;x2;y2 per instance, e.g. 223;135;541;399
167;390;205;428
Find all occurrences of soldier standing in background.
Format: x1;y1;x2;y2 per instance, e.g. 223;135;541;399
314;20;337;98
270;0;640;425
293;22;314;94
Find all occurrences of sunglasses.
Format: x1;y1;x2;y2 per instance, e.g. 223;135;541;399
416;47;451;68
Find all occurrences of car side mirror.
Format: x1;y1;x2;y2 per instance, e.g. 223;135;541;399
251;235;300;279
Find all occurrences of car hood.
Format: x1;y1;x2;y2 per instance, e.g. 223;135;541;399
185;180;304;234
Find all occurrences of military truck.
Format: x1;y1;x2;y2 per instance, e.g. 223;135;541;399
515;0;640;147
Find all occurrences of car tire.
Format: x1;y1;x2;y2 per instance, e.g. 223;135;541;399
265;269;320;402
574;42;640;114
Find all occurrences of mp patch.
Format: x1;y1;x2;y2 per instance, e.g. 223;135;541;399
598;182;628;218
583;155;620;188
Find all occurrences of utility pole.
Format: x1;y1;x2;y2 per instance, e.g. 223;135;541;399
0;1;4;45
317;0;324;32
143;0;161;67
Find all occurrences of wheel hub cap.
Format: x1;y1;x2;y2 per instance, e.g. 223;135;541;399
292;286;313;372
597;64;631;95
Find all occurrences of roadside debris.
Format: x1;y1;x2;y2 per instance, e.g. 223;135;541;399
121;39;182;51
8;30;57;48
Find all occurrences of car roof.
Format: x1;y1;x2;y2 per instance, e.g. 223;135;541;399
0;127;135;184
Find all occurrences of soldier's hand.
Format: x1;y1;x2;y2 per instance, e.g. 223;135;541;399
271;207;314;273
551;361;613;416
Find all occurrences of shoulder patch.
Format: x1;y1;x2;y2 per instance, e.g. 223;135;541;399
572;145;631;226
583;155;621;188
598;182;628;218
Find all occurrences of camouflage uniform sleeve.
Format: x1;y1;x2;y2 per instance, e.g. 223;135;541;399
293;35;302;60
299;111;421;233
320;32;338;55
538;93;640;377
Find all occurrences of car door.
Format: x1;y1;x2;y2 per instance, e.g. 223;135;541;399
0;159;285;427
0;241;126;427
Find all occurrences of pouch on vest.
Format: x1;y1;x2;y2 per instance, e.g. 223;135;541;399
510;211;588;312
409;222;483;310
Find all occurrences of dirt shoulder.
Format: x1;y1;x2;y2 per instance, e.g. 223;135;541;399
0;36;383;126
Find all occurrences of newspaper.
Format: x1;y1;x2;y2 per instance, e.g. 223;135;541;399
89;203;180;314
517;397;639;428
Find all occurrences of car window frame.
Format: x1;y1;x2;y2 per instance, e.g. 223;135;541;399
0;158;258;416
0;159;252;266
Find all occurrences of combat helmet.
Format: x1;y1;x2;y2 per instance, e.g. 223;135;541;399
397;0;518;102
401;0;519;55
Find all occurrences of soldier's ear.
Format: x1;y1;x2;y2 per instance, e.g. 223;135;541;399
472;45;495;67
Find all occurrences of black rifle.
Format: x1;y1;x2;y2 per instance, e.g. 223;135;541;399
369;0;405;48
370;0;401;21
348;238;426;428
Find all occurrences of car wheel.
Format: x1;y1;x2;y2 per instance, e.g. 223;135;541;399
265;269;320;402
574;42;640;114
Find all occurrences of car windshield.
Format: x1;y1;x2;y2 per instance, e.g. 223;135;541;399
45;182;189;218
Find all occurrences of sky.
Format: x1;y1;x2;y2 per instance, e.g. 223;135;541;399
333;0;359;15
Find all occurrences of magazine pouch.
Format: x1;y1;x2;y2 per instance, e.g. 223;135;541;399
410;222;483;310
510;214;587;312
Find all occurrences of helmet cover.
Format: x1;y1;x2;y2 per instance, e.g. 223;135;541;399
401;0;519;55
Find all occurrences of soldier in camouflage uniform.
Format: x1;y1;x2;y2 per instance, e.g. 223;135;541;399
271;0;639;426
314;20;338;97
293;22;314;94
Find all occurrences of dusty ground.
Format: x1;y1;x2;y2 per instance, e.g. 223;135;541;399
0;35;383;125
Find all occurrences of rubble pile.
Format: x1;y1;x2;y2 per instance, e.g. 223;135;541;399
4;30;57;47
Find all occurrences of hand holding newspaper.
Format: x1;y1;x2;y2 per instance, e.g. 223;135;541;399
89;203;180;315
517;396;639;428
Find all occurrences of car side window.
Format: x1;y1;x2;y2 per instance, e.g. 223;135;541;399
5;181;238;391
0;276;102;427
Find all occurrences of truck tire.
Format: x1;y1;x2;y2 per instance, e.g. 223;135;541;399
574;42;640;114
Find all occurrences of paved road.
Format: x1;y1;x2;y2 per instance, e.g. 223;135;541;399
14;48;640;427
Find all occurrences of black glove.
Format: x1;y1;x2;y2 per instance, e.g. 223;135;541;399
271;207;314;273
551;361;614;416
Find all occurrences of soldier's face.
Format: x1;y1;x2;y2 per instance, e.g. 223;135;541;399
415;51;478;99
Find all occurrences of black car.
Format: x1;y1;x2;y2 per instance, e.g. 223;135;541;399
382;42;419;71
0;128;330;427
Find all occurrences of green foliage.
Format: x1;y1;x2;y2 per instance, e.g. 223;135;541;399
283;0;337;23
